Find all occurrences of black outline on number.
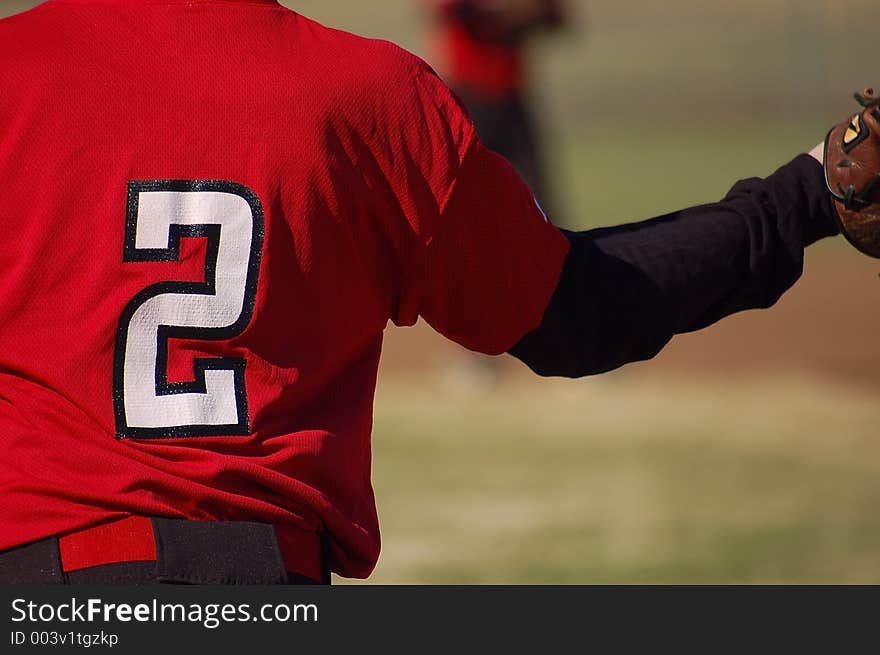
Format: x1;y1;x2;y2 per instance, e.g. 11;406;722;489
113;180;265;440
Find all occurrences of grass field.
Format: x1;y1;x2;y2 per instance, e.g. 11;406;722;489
364;374;880;584
4;0;880;584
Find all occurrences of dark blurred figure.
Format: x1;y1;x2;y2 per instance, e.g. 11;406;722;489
429;0;569;222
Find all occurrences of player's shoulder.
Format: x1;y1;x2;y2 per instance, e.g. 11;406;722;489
0;1;58;40
0;0;67;30
0;2;69;82
290;12;432;90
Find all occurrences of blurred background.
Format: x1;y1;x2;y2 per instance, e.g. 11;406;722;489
4;0;880;583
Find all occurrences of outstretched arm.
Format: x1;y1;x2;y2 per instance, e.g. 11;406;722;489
379;56;868;373
509;152;839;377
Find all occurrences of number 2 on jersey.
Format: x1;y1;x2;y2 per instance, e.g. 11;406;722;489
114;181;265;439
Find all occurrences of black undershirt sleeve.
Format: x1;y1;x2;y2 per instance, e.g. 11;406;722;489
508;154;840;378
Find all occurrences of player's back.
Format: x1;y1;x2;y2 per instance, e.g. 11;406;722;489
0;0;455;578
0;0;567;579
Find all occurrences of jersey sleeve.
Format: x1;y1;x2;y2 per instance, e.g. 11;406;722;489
420;139;570;354
370;51;569;354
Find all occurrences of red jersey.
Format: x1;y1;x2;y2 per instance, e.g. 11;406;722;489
0;0;567;578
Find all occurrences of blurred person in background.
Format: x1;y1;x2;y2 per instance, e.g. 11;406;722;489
427;0;570;224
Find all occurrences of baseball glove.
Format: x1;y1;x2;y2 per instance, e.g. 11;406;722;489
824;87;880;258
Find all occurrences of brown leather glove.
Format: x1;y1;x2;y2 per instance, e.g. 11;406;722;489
824;87;880;257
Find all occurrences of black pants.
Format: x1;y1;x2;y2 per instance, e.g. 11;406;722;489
0;519;327;585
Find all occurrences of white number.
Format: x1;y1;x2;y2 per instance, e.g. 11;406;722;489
114;181;264;439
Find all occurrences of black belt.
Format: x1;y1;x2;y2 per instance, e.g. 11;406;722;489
0;517;330;585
